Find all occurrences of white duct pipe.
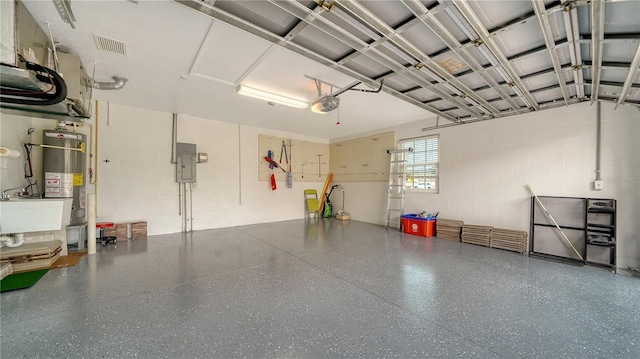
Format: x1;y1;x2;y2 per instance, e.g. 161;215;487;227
91;77;128;90
87;194;96;255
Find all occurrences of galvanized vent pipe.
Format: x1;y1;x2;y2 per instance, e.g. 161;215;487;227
91;76;128;90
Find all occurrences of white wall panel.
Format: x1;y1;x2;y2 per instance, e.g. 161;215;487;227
95;103;327;235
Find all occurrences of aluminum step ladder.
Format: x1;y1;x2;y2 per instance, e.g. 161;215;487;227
385;148;412;230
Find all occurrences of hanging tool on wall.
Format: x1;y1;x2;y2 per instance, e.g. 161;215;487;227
287;140;293;188
271;173;277;191
526;184;584;261
279;141;288;166
264;156;286;173
267;150;274;169
317;154;322;177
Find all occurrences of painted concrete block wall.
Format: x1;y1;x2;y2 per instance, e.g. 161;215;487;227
0;114;32;189
95;102;327;235
384;102;638;270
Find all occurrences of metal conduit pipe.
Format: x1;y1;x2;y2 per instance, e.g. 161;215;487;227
595;101;602;181
171;113;178;164
91;76;128;90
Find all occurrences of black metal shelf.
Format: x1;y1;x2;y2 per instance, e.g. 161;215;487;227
587;223;615;229
530;196;616;272
586;241;616;247
588;208;615;214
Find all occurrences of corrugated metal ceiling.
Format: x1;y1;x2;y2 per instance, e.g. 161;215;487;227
175;0;640;123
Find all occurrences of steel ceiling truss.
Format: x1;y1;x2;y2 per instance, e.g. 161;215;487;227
174;0;640;124
616;43;640;109
531;0;570;106
449;0;539;111
561;0;585;100
173;0;455;121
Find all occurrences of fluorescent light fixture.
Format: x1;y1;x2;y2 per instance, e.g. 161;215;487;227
236;85;307;109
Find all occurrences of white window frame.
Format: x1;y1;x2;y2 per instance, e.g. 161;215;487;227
399;135;439;193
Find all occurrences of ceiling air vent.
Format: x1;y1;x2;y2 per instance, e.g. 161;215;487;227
93;34;127;57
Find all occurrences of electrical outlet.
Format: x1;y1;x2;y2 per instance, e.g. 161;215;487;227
594;180;604;190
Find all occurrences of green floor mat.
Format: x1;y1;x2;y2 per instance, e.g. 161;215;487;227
1;269;49;293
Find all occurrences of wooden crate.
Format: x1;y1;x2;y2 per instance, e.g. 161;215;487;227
131;221;147;240
436;218;464;241
462;224;492;247
490;228;528;254
116;224;128;240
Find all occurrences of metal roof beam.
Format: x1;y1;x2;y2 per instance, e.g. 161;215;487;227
171;0;455;121
450;0;540;110
531;0;570;105
583;61;633;69
590;0;605;103
530;81;576;94
521;63;574;80
334;0;500;118
592;80;640;89
615;43;640;109
401;0;522;114
459;2;569;51
602;97;640;107
266;0;476;120
582;33;640;41
562;0;585;99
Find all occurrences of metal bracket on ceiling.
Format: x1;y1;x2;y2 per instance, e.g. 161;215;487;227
52;0;76;29
307;76;338;97
308;75;383;98
318;0;334;11
314;78;328;98
349;80;383;93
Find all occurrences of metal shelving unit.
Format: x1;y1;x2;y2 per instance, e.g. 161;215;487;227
529;196;617;271
585;198;617;270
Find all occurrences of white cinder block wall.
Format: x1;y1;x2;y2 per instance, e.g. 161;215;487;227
384;101;637;270
1;101;637;270
0;115;32;188
96;102;327;235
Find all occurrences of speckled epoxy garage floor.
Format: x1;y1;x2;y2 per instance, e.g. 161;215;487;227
1;219;638;358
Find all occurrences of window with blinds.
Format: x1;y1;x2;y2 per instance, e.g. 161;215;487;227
400;135;439;191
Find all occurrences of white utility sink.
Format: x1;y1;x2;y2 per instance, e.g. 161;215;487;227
0;199;64;234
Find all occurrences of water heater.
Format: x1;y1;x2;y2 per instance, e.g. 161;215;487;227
43;128;86;225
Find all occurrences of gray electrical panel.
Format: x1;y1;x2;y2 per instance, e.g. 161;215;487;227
176;142;196;183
